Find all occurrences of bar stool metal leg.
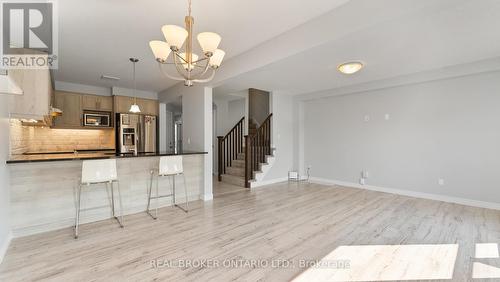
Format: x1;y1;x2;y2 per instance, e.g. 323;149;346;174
155;174;159;218
74;183;82;239
116;180;124;227
146;171;157;219
173;173;188;213
183;173;189;213
110;181;115;217
172;175;176;206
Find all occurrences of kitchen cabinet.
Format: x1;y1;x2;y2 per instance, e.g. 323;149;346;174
8;66;51;120
113;95;136;114
53;91;82;128
139;99;159;116
113;95;158;116
82;95;113;112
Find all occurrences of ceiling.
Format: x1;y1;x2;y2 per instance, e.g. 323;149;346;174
53;0;350;93
214;0;500;96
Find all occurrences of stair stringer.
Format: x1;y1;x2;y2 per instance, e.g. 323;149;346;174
249;152;276;188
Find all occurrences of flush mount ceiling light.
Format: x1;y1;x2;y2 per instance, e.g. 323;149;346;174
129;58;141;113
338;61;364;74
149;0;225;87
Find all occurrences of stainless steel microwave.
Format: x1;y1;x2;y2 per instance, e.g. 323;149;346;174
83;112;111;127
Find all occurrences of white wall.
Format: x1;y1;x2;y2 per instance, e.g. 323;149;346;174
112;87;158;100
262;91;296;181
55;81;159;100
228;98;246;128
159;85;213;200
213;97;246;136
0;95;11;263
303;71;500;204
213;99;229;137
213;96;246;175
55;81;111;96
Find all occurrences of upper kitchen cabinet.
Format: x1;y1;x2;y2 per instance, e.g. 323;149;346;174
139;99;159;116
82;94;113;112
8;66;52;120
113;95;158;116
52;91;82;128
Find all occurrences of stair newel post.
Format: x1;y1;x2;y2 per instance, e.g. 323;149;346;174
244;135;250;188
217;136;223;181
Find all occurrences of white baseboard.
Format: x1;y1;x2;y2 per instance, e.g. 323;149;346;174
309;177;500;211
0;231;13;265
251;177;288;188
201;193;213;201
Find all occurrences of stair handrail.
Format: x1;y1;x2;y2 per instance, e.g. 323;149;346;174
245;113;272;188
223;117;245;140
217;117;245;182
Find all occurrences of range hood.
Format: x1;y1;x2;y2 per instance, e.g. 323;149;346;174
0;70;23;96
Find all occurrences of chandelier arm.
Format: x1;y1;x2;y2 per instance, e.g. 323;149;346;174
192;69;216;83
172;53;190;80
186;59;211;79
192;57;209;64
197;59;211;77
174;52;188;64
158;63;186;81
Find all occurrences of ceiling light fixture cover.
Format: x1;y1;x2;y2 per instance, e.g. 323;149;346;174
149;0;225;87
338;61;364;74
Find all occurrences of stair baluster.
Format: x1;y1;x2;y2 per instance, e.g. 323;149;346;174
244;113;273;188
218;117;245;182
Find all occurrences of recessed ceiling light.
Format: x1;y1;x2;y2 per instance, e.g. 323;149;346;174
338;61;364;74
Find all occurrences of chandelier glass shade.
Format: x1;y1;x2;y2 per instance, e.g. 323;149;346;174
149;0;225;86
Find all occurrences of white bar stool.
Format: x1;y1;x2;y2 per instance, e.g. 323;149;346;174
75;159;124;239
147;156;188;219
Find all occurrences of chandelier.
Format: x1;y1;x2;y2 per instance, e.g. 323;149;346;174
149;0;225;87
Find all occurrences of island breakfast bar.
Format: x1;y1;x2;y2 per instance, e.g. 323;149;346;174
7;151;207;237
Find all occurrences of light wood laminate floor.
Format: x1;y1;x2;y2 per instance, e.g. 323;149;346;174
1;181;500;281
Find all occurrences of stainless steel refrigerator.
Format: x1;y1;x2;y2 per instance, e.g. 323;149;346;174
116;113;158;154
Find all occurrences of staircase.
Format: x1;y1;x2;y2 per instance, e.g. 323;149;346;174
218;114;273;188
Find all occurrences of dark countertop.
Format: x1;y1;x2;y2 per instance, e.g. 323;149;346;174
6;151;208;164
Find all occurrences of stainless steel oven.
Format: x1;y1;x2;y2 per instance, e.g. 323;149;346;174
83;112;112;127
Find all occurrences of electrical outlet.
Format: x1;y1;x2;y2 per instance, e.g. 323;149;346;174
360;178;366;185
438;179;445;186
385;114;390;120
364;115;370;122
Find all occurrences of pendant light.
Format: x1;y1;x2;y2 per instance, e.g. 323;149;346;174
129;58;141;113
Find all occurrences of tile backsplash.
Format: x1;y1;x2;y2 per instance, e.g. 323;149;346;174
10;120;115;154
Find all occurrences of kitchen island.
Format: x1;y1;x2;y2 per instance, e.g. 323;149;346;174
7;151;207;236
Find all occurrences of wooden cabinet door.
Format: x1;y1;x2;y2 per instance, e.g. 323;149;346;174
114;95;135;113
8;68;51;118
113;96;158;115
53;91;82;128
98;96;113;112
140;99;159;116
82;95;113;112
82;95;98;111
